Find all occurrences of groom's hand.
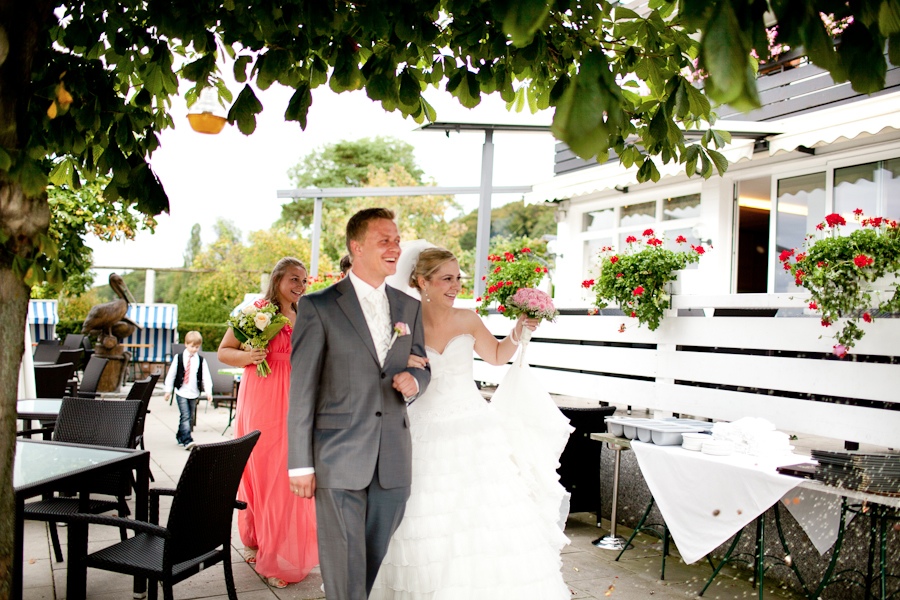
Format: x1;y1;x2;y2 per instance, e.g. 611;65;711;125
290;474;316;498
392;372;418;398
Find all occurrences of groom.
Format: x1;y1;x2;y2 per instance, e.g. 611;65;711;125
287;208;430;599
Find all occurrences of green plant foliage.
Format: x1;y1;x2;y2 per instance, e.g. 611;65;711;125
476;246;550;318
782;212;900;353
587;230;705;331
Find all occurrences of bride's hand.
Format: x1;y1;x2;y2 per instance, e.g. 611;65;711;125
514;314;540;338
407;354;429;370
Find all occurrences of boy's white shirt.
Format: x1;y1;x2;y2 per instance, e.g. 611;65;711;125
163;349;213;399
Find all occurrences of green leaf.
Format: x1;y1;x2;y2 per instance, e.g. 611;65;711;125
234;55;252;83
285;83;312;129
707;148;728;176
13;156;49;196
503;0;550;46
614;6;640;20
637;157;660;183
49;159;75;186
879;0;900;36
227;84;264;135
699;1;759;109
0;146;11;172
838;22;887;93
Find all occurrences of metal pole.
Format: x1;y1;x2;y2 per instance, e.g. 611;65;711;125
310;197;323;278
144;269;156;304
474;129;494;299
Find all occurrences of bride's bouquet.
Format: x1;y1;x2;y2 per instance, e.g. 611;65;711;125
227;299;290;377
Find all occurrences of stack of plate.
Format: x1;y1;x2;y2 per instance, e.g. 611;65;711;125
701;439;735;456
811;450;900;495
681;432;709;451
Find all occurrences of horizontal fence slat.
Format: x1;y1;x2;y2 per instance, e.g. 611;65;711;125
654;383;900;448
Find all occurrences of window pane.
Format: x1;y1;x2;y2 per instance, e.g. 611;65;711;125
620;201;655;228
883;158;900;221
584;238;612;279
583;207;615;232
774;173;826;292
835;161;877;224
664;227;701;270
662;194;701;220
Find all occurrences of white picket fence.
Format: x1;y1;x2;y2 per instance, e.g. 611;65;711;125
472;294;900;448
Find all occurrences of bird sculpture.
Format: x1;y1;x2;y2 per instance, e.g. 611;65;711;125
82;273;141;349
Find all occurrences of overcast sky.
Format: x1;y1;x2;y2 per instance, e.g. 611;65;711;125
88;81;557;279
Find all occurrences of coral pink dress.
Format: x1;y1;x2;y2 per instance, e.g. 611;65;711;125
235;325;318;582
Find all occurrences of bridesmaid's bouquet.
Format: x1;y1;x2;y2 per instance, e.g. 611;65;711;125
227;299;290;377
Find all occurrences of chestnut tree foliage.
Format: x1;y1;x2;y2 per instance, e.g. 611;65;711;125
0;0;898;592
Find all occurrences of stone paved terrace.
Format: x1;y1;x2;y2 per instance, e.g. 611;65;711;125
19;382;807;600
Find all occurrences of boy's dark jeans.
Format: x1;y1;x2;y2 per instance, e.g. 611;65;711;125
175;393;196;445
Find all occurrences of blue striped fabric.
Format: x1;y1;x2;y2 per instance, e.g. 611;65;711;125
27;299;59;342
122;303;179;362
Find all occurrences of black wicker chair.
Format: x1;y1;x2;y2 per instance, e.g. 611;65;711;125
72;431;261;600
75;356;109;398
32;339;61;363
23;396;142;562
56;348;84;395
127;373;160;481
34;362;76;398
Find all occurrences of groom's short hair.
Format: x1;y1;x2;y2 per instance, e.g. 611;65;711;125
346;208;396;255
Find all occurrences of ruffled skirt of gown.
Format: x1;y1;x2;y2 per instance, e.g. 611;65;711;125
370;334;572;599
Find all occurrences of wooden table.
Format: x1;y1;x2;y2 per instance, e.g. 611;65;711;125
13;439;150;600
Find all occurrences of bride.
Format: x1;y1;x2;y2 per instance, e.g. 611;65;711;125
370;246;572;599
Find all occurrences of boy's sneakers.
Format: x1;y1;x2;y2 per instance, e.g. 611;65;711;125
184;441;197;451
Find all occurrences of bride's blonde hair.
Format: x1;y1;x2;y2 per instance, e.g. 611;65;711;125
409;247;457;290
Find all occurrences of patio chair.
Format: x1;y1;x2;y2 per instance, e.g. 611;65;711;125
72;430;261;600
127;373;160;481
200;351;237;426
32;339;61;363
62;333;87;349
56;348;84;395
34;362;76;399
23;396;143;563
75;356;109;398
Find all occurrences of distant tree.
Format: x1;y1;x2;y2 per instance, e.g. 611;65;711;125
458;201;557;251
280;137;426;227
29;179;156;299
184;224;202;267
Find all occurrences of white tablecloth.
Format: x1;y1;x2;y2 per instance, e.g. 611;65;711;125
630;442;830;564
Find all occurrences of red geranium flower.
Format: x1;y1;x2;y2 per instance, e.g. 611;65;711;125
647;238;663;246
625;235;638;243
642;228;654;237
609;255;619;264
498;305;505;312
853;208;864;216
675;235;687;243
616;273;623;278
633;286;644;296
521;247;531;253
853;254;874;268
863;312;872;323
808;301;818;310
630;311;636;317
821;318;831;327
693;245;706;255
824;213;846;228
582;279;595;288
779;249;794;262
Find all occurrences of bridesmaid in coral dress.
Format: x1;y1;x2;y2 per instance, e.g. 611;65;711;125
218;257;318;589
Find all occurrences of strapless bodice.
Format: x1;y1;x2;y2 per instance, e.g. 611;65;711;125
410;334;484;423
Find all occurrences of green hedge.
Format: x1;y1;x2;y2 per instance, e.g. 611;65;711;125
56;319;83;340
177;322;229;351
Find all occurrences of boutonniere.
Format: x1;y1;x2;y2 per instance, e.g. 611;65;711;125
389;322;410;348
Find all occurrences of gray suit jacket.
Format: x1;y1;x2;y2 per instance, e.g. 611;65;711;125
287;277;430;490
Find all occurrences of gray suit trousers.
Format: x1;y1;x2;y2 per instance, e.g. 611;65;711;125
316;466;410;599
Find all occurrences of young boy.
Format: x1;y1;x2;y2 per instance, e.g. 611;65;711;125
164;331;213;450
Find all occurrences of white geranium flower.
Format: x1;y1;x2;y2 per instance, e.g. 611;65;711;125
254;311;271;331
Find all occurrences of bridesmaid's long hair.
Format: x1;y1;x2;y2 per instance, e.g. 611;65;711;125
264;257;307;314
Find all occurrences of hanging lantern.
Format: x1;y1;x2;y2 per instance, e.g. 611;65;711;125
187;87;227;135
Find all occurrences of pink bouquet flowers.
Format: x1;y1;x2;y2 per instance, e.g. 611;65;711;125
507;288;559;322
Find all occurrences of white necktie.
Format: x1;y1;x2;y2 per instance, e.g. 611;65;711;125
365;292;391;365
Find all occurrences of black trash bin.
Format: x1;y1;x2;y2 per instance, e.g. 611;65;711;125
558;405;617;517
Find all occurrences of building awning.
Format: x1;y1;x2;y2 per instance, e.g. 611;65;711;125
766;93;900;156
123;304;179;363
526;139;756;203
526;91;900;204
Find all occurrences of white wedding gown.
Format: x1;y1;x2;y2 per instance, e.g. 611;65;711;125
370;334;573;600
